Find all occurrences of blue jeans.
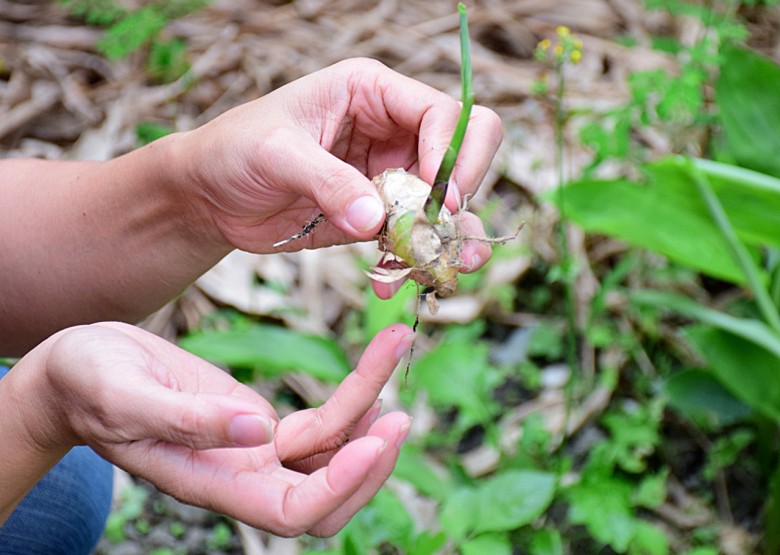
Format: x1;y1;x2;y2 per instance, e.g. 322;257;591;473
0;365;113;554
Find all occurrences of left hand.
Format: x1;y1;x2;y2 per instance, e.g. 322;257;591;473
28;322;413;536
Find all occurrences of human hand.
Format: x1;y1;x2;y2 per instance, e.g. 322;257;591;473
27;322;413;536
177;58;502;278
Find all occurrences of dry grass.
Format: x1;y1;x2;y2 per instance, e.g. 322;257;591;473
4;1;775;552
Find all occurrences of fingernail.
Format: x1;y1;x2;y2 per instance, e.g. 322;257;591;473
367;399;383;425
395;419;412;449
395;333;416;360
347;195;385;233
229;414;273;446
448;180;462;207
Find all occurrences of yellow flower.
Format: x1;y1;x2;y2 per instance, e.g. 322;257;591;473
538;38;551;51
557;26;570;38
570;50;582;64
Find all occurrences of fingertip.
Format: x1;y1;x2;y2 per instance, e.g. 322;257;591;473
395;418;412;449
394;332;415;360
444;180;462;212
371;277;406;299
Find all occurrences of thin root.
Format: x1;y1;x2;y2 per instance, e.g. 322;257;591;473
403;284;426;389
462;222;525;245
273;213;327;248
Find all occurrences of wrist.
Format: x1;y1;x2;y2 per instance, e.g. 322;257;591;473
0;333;74;522
11;332;77;452
127;131;234;259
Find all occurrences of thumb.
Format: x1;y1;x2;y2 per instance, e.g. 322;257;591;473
266;130;386;239
124;389;276;450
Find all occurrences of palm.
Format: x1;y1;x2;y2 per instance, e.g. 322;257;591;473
58;322;412;537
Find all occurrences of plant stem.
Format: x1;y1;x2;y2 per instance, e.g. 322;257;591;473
425;2;474;224
690;161;780;334
554;61;580;376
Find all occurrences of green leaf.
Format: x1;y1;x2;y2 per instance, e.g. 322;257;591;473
665;370;752;428
530;528;564;555
717;45;780;179
629;521;669;555
439;488;478;541
473;470;557;534
135;121;174;146
630;289;780;361
685;326;780;423
408;531;447;555
567;475;636;552
441;470;557;538
342;489;415;551
559;156;780;284
633;471;668;509
461;533;512;555
97;6;167;60
693;158;780;250
412;340;497;426
146;37;191;83
393;444;453;501
179;323;350;382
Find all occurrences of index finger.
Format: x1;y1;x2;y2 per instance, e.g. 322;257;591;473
346;60;503;198
274;324;414;462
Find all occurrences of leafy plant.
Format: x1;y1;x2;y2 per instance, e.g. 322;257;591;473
103;483;148;543
559;42;780;551
58;0;207;82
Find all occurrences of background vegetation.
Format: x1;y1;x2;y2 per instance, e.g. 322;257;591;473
3;0;780;553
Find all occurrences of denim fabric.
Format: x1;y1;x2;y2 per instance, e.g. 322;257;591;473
0;365;113;554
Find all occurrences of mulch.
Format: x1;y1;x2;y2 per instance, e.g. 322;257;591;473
3;1;776;553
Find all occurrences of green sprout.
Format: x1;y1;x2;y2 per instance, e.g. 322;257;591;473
424;2;474;224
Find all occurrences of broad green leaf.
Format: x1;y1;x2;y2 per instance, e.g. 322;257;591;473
629;521;669;555
179;323;350;382
558;156;780;284
558;165;741;283
717;45;780;179
412;340;497;426
341;489;415;552
408;532;447;555
685;326;780;423
633;471;668;509
530;528;564;555
440;471;556;539
472;470;557;534
567;476;636;552
630;290;780;360
665;370;752;428
692;158;780;250
461;533;512;555
439;488;478;541
393;444;453;501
